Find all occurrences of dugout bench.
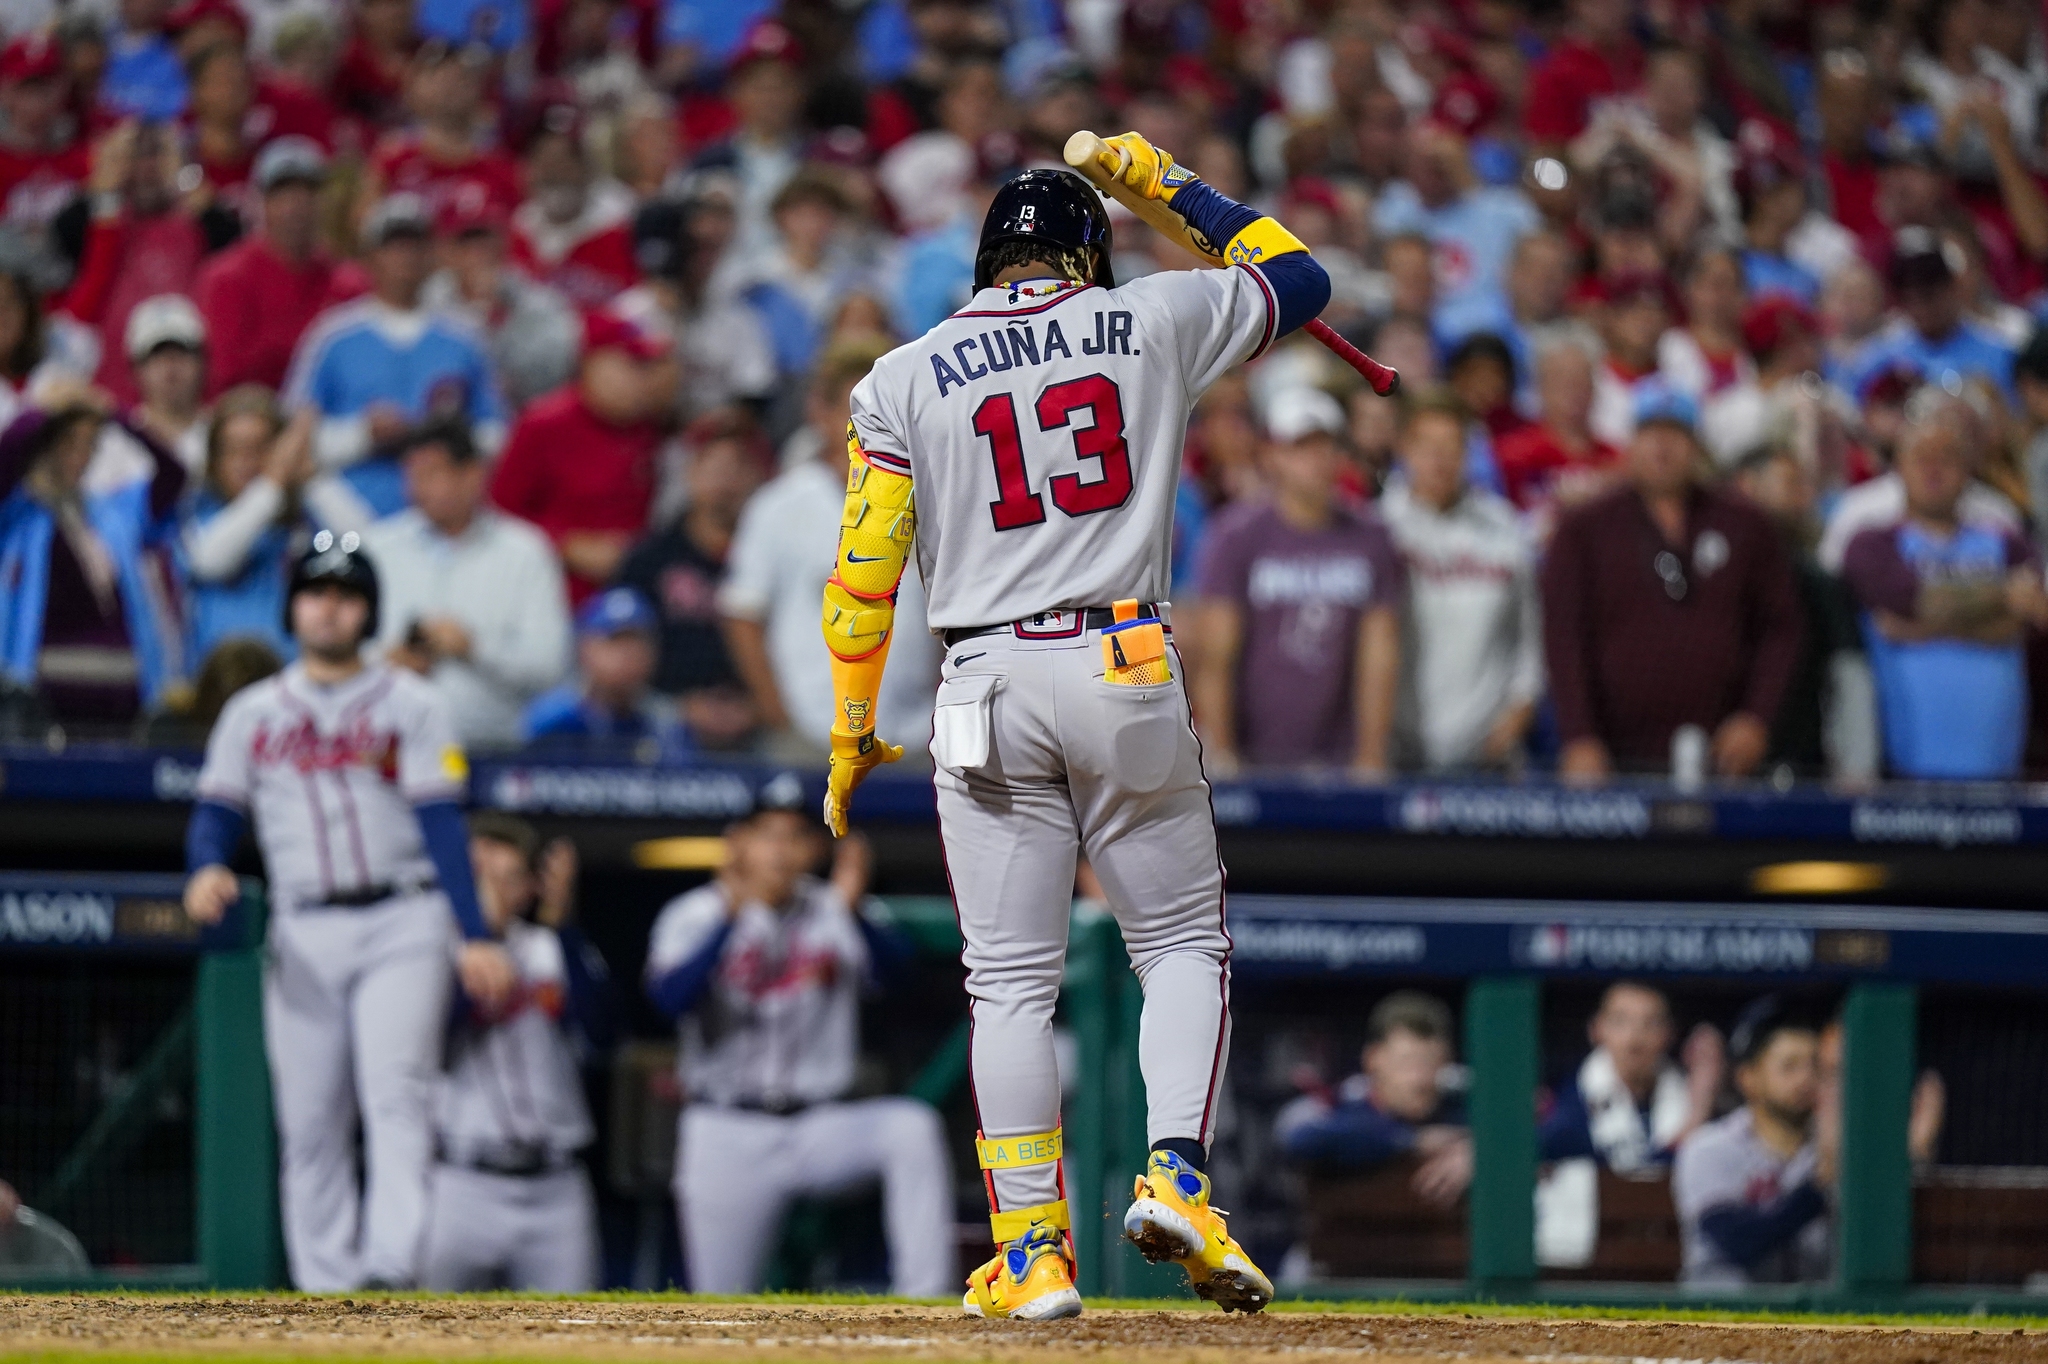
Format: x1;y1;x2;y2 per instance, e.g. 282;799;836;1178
1303;1159;2048;1286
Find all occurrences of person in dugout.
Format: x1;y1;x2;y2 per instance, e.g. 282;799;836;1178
643;773;954;1296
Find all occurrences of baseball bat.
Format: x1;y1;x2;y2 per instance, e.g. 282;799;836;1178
1061;130;1401;397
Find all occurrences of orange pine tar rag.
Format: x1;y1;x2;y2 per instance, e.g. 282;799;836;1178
1101;598;1170;684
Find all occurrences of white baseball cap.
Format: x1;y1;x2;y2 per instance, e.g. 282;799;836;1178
1264;386;1347;443
253;135;328;192
126;294;206;362
361;192;433;249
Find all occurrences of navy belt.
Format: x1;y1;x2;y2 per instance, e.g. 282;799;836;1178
309;879;438;909
716;1095;818;1117
942;603;1163;650
442;1142;576;1177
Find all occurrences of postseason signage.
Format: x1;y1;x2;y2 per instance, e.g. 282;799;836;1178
0;872;246;953
2;748;2048;846
1225;896;2048;988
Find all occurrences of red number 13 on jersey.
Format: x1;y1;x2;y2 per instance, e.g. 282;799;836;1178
974;374;1135;532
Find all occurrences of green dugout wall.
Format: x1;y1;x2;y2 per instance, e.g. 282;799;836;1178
0;874;280;1290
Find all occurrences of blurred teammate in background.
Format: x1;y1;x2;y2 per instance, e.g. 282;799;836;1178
420;814;615;1291
1275;991;1473;1207
1672;997;1832;1286
181;533;515;1290
642;776;952;1297
1535;983;1723;1267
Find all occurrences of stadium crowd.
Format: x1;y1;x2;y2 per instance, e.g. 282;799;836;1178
2;0;2048;783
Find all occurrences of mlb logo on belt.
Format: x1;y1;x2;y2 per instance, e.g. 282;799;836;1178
1014;610;1082;639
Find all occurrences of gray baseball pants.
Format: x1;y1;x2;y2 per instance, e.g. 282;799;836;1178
263;893;452;1290
930;620;1230;1218
676;1098;956;1295
420;1163;600;1291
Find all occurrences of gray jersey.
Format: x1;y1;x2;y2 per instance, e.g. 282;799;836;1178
196;662;466;912
434;918;594;1165
1672;1106;1832;1286
644;877;869;1108
849;268;1279;630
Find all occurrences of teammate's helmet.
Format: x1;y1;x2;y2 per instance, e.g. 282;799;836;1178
284;530;380;639
973;168;1115;292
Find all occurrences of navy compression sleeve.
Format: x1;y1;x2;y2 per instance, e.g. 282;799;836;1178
414;800;490;940
1170;179;1331;336
1698;1182;1829;1267
558;922;622;1052
1258;253;1332;337
185;799;248;870
1281;1101;1422;1166
854;911;917;990
1537;1081;1600;1162
1171;179;1261;252
647;918;736;1020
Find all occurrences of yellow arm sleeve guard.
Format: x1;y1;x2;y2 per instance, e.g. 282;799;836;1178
821;426;915;741
1222;215;1309;267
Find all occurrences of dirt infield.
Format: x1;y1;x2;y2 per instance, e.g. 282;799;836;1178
1;1297;2045;1364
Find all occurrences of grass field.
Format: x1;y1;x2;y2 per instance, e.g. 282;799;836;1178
3;1294;2046;1364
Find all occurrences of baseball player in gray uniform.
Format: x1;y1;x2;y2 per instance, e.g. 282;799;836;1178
420;815;615;1291
182;531;516;1291
645;775;953;1298
816;145;1331;1318
1672;997;1833;1286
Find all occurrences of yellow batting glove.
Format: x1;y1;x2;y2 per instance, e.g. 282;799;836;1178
1104;131;1195;202
823;731;903;837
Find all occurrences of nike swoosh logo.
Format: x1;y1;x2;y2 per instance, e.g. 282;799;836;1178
847;551;888;563
952;653;986;667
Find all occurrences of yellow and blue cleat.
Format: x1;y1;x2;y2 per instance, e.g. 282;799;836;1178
963;1222;1083;1321
1122;1150;1273;1312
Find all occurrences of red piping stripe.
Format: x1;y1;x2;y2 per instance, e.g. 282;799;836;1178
1238;263;1279;361
333;773;372;888
1174;635;1234;1144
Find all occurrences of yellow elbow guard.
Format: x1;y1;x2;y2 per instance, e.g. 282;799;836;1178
822;433;915;663
1224;215;1308;267
823;578;896;660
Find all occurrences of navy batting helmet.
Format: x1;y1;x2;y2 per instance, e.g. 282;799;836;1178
973;168;1115;292
285;530;380;638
